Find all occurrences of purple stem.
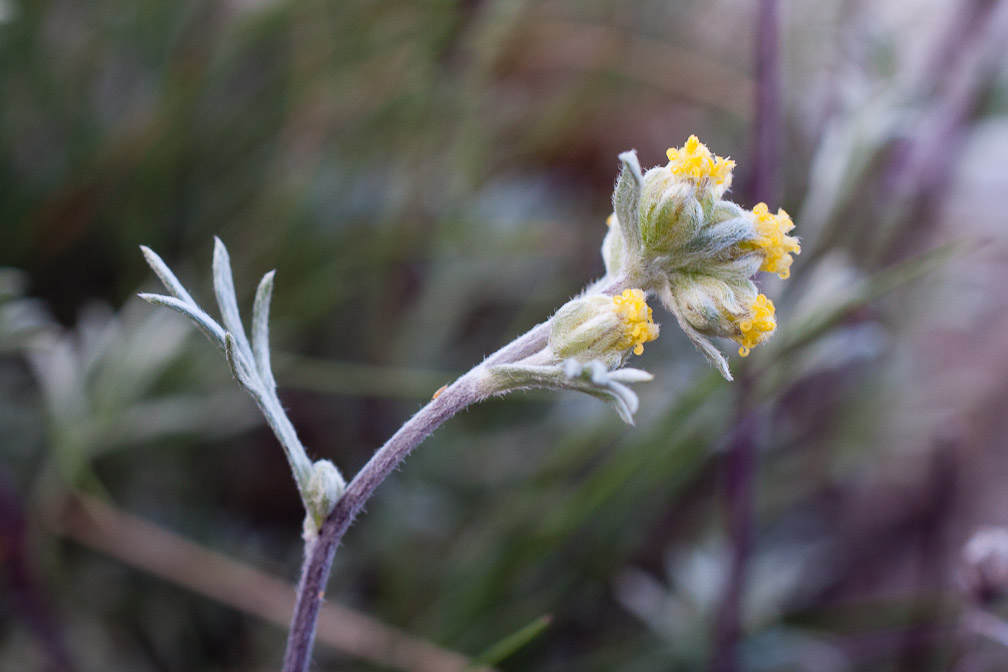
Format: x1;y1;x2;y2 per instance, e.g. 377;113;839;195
710;411;759;672
750;0;780;206
280;270;631;672
709;0;779;667
281;369;490;672
0;470;78;672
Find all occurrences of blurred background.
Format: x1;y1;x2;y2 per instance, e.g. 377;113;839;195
3;0;1008;670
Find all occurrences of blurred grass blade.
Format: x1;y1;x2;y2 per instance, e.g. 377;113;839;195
777;238;973;355
468;614;553;669
52;494;486;672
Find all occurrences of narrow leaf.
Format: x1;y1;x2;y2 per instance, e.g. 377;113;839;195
614;150;644;256
224;332;259;393
583;384;638;425
681;320;733;381
610;395;634;425
659;284;733;381
138;293;227;350
212;237;254;360
140;246;197;305
607;367;654;384
251;270;277;390
607;379;639;415
585;388;634;424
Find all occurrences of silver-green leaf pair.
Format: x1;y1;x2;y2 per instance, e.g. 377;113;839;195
140;239;344;535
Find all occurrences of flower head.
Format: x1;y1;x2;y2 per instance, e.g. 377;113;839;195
665;134;736;198
747;203;801;279
613;289;660;356
549;289;659;367
604;136;798;379
734;294;776;356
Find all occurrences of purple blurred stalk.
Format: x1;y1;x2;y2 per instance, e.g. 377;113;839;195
710;411;759;672
710;0;780;669
750;0;781;206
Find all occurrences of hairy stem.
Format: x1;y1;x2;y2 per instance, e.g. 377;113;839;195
281;272;630;672
281;368;490;672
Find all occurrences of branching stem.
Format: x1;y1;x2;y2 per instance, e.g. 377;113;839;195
281;367;489;672
141;239;638;670
282;276;628;672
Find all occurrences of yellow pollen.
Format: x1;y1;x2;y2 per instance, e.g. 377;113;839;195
665;135;736;189
612;288;659;356
734;293;776;357
606;213;615;228
750;202;801;279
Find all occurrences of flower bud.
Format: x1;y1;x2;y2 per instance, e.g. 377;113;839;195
638;169;704;254
634;136;738;258
303;459;345;533
549;289;659;367
710;200;746;222
669;276;776;357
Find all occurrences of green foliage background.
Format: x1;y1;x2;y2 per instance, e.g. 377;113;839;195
3;0;1008;670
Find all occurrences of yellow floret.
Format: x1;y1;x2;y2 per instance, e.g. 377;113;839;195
665;135;736;190
751;202;801;279
612;289;660;356
734;294;776;357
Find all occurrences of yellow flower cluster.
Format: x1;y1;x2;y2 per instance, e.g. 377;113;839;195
665;135;736;190
613;289;660;356
734;294;776;357
604;135;801;372
750;202;801;279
